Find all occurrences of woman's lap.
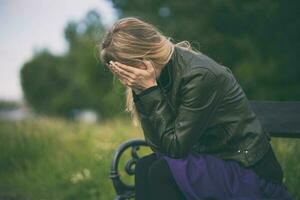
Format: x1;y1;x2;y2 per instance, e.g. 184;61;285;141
154;151;293;200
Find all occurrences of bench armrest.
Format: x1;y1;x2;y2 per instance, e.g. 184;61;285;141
110;139;149;200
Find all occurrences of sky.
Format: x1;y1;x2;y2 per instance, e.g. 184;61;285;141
0;0;118;101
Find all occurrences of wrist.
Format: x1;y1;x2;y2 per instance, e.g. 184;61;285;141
144;83;158;90
133;88;142;95
133;84;159;99
133;83;158;94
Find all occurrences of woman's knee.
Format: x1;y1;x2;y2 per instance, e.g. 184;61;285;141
135;152;157;176
148;158;173;184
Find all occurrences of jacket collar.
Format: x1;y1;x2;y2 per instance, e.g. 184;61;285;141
156;46;176;91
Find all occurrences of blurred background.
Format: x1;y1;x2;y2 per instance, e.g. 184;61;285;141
0;0;299;199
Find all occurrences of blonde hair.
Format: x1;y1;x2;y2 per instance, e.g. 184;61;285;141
99;16;201;127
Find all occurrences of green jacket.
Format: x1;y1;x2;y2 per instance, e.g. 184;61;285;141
133;45;271;167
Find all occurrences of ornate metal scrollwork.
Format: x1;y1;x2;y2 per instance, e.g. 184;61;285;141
110;139;149;200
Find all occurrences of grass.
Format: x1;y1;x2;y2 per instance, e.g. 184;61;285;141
0;116;299;199
0;116;150;200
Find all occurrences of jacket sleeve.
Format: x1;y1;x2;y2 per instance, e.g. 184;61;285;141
134;67;223;158
132;85;160;103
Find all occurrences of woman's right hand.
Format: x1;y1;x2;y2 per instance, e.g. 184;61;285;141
106;62;142;96
107;60;158;92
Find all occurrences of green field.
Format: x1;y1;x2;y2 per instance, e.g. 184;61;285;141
0;116;299;199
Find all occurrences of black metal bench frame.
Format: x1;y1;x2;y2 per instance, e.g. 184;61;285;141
110;101;300;200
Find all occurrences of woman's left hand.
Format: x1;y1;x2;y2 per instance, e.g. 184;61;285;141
107;60;158;93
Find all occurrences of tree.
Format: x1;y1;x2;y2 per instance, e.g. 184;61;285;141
110;0;300;100
21;10;126;119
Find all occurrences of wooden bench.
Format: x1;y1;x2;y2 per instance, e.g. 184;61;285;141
110;101;300;200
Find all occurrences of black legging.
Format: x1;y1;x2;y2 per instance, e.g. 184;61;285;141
134;152;187;200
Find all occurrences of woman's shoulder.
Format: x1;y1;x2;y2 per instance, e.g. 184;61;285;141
175;47;231;82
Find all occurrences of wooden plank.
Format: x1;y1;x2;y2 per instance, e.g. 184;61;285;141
249;101;300;138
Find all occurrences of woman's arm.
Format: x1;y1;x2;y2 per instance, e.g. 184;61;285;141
134;67;224;158
132;85;160;102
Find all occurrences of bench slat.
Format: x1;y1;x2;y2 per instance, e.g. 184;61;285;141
250;101;300;138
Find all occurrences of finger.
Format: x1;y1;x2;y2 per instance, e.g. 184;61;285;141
119;76;134;88
109;65;119;76
113;64;136;79
112;68;134;85
116;72;137;87
114;61;141;74
110;64;133;81
109;61;140;88
108;63;123;76
119;74;134;85
113;71;128;84
110;62;137;81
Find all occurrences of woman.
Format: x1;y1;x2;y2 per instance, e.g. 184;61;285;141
100;17;293;200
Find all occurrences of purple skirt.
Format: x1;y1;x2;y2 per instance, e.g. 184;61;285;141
155;151;293;200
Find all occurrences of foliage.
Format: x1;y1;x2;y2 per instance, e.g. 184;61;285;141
20;10;126;119
20;2;300;119
111;0;300;100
